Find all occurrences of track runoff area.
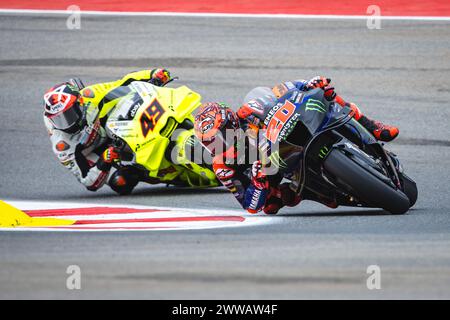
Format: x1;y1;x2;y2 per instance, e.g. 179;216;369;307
0;0;448;232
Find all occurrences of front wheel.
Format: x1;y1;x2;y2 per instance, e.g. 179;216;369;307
399;173;418;207
323;149;411;214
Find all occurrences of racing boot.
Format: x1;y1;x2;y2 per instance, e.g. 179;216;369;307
348;103;399;142
263;202;282;215
358;116;399;142
280;183;302;207
263;187;284;215
263;183;302;215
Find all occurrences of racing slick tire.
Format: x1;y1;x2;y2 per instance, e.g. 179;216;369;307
323;149;411;214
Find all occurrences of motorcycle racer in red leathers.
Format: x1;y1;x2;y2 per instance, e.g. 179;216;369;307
194;76;399;214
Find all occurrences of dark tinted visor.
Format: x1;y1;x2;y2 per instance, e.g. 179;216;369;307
47;102;82;130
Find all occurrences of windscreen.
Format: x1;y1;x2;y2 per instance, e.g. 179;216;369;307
108;90;144;122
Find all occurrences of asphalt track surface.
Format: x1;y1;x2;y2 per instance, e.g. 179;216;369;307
0;14;450;299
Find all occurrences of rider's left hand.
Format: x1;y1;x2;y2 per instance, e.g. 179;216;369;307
251;160;269;190
102;146;120;164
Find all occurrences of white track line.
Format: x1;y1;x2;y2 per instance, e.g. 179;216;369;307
0;9;449;21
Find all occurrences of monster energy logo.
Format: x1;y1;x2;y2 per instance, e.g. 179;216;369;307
269;151;288;169
318;146;330;159
186;135;196;147
305;99;326;113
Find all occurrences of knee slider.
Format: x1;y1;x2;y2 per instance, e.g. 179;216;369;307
108;169;138;195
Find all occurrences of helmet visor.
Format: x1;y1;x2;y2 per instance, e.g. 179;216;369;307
47;102;82;130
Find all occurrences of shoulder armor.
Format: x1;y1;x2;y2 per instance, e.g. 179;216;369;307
50;130;78;163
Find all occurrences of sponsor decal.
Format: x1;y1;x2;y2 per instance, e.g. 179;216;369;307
268;150;288;170
58;152;68;159
345;142;364;155
132;81;154;99
110;121;130;127
215;168;235;180
294;92;305;104
263;102;283;126
278;112;300;142
249;189;262;209
50;103;64;113
186;135;196;147
305;98;326;113
129;103;141;118
134;137;154;151
58;151;75;162
199;117;214;134
62;160;76;169
80;120;100;148
285;82;295;90
318;145;331;159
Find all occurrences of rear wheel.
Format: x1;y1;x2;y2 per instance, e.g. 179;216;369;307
323;149;411;214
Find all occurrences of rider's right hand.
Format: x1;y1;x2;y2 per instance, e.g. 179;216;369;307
306;76;336;101
323;85;337;101
306;76;331;90
150;68;171;86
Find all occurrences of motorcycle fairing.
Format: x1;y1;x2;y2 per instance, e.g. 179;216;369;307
106;82;201;172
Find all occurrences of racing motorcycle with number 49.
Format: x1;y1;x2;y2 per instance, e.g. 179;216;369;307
105;81;219;190
262;88;417;214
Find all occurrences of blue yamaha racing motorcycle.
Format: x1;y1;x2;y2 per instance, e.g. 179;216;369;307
255;87;418;214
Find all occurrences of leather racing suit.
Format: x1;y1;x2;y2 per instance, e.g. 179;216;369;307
43;69;170;193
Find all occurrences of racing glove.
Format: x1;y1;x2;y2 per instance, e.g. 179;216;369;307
81;147;119;192
306;76;336;101
323;85;337;101
306;76;331;90
243;161;269;214
251;160;269;190
102;146;120;164
96;146;120;171
150;68;171;86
